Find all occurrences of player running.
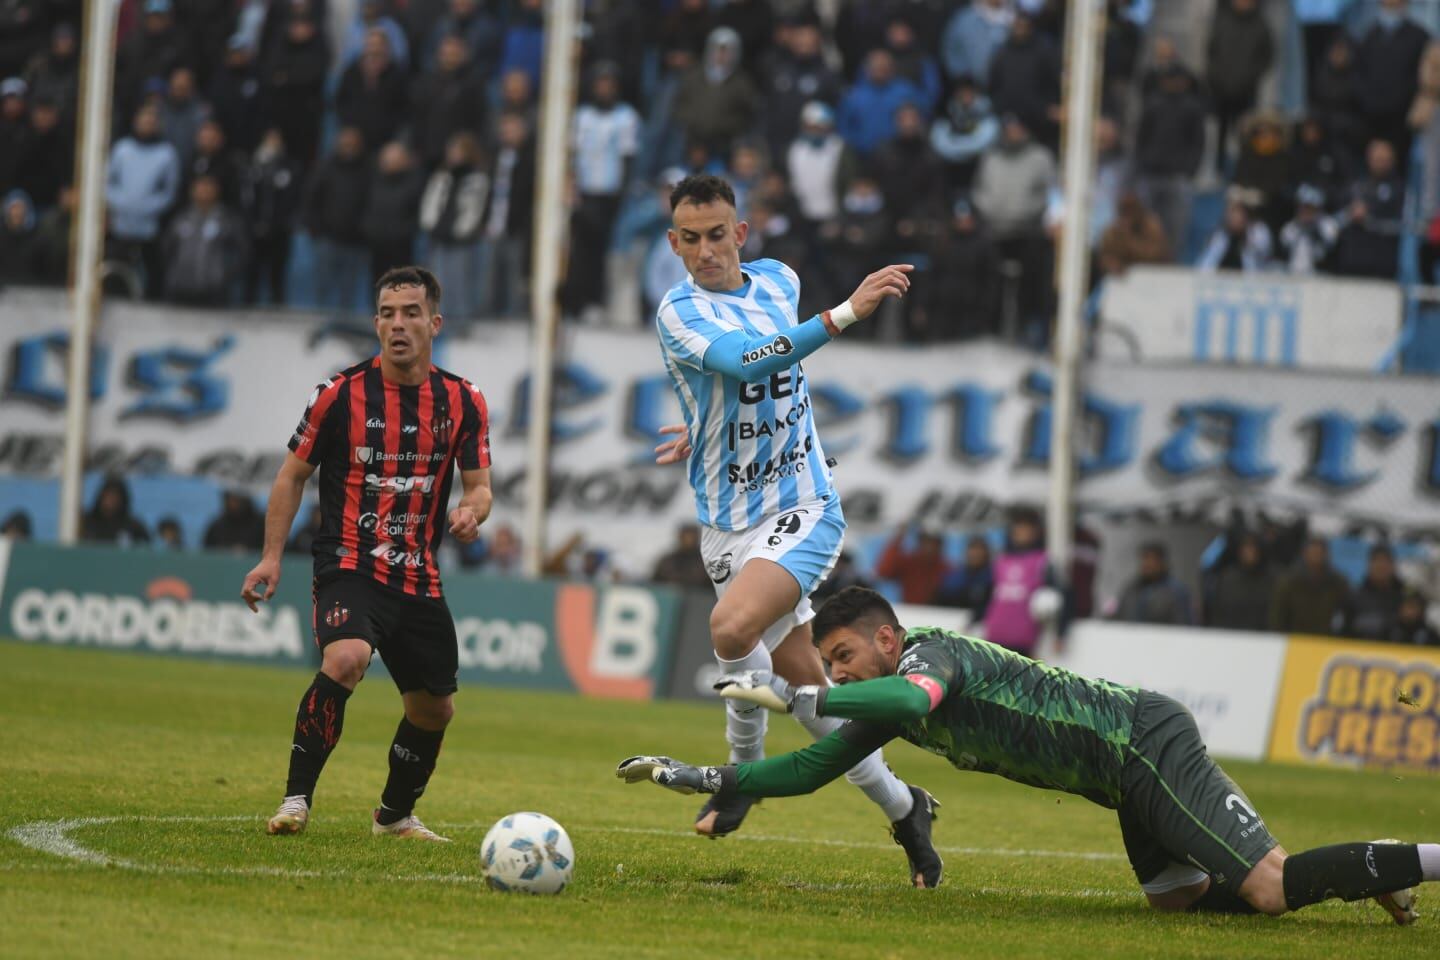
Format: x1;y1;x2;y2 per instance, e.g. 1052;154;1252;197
651;173;941;887
620;587;1437;920
241;266;492;842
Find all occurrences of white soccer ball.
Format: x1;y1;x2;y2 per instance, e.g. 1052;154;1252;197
479;812;575;895
1029;586;1062;623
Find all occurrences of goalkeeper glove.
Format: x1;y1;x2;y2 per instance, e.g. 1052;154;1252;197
615;756;723;795
713;670;822;722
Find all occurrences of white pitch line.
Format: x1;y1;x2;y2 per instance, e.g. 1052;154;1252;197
4;814;1125;889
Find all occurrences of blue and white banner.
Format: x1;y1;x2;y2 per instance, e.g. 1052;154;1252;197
2;288;1438;572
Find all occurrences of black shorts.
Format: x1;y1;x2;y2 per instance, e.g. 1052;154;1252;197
1117;691;1278;892
312;572;459;696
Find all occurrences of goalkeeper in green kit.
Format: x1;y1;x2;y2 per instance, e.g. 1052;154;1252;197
619;587;1440;919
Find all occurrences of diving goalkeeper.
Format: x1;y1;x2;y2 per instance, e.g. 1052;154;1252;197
619;587;1437;922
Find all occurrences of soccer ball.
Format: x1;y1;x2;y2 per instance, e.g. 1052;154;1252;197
479;812;575;894
1029;586;1063;622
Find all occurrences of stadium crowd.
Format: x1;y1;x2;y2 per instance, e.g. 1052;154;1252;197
3;1;1440;343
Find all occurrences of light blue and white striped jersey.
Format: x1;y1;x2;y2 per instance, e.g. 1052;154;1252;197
656;258;835;532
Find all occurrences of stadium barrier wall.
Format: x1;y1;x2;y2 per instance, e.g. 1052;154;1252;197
4;290;1439;575
0;541;682;700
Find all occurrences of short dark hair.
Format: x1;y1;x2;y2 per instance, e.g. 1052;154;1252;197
375;265;441;313
669;173;736;212
1140;541;1167;560
812;587;900;647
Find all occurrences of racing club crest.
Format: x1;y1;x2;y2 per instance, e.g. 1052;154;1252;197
324;603;350;628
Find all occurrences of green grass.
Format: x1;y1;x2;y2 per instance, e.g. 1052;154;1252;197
1;642;1437;959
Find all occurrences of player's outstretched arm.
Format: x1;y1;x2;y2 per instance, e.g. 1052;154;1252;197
241;452;315;611
716;670;939;724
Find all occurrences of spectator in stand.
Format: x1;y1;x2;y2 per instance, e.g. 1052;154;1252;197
1355;0;1429;164
158;67;209;174
410;33;487;173
884;16;940;115
490;67;536;141
659;0;713;61
936;537;994;614
930;76;999;192
1;509;33;541
1311;33;1365;171
478;110;534;318
787;101;857;229
942;0;1013;88
762;18;841;161
31;182;72;284
875;526;950;605
1270;536;1351;636
1135;46;1204;255
481;524;523;576
189;119;245;208
421;132;488;327
242;128;301;305
1090;116;1126;243
286;505;322;555
983;506;1064;656
1390;588;1440;645
1197;196;1272;271
425;0;503;76
564;61;640;320
1233;111;1294;235
362;141;424;280
1347;544;1405;641
0;77;25;189
874;101;945;247
23;23;78;116
649;524;710;589
1207;532;1275;630
740;198;807;266
162;174;248;306
209;38;263;156
80;475;151;546
1289;115;1351;210
1410;41;1440;229
0;189;38;283
673;27;758;157
501;0;545;89
1205;0;1274;171
1279;184;1340;273
336;29;408;158
919;198;999;341
106;101;180;299
972;114;1054;341
1139;34;1194;96
340;0;409;72
14;95;71;211
1102;0;1142;113
1097;190;1170;277
1335;138;1405;279
714;0;773;76
203;490;264;552
260;4;327;171
1114;541;1194;625
1070;524;1102;620
838;48;924;157
817;175;891;337
155;516;184;550
303;126;370;312
989;13;1062;152
811;551;873;604
115;0;188;121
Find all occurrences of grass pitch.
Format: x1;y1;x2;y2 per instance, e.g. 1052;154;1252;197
2;642;1437;959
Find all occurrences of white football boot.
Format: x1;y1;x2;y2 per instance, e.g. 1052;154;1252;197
266;795;310;835
1372;839;1420;926
372;809;452;842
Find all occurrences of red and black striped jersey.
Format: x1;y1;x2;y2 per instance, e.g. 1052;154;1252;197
288;357;491;598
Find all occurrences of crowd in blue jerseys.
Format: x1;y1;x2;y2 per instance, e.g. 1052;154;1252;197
2;0;1440;342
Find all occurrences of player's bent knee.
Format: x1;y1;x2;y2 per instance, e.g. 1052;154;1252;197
709;606;761;661
405;693;454;731
320;639;371;688
1238;856;1289;916
1145;880;1209;912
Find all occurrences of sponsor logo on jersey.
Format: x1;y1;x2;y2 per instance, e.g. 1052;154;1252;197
364;473;437;494
358;511;426;536
366;417;386;428
726;436;814;490
401;424;419;434
727;394;812;449
323;602;350;628
706;552;733;584
355;447;443;463
369;543;427;567
898;652;932;675
740;335;794;366
355;446;374;463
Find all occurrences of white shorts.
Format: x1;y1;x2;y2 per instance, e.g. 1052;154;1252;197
700;496;846;652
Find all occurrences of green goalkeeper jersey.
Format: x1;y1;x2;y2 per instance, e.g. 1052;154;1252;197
730;628;1143;809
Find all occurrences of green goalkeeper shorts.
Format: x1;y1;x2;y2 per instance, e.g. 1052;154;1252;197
1116;691;1278;892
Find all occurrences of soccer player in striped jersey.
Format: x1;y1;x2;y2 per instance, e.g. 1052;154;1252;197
241;266;493;842
651;174;942;887
622;588;1432;923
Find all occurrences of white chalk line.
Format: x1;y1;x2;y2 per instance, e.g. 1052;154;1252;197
2;815;1128;896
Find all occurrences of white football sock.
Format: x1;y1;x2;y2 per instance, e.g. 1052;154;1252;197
1419;843;1440;881
716;644;771;763
798;712;914;822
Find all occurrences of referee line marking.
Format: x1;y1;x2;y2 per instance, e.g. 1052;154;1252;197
4;815;1126;888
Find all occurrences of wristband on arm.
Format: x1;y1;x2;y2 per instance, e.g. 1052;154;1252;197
821;299;859;337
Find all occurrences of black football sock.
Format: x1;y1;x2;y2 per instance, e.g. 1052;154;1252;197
1187;881;1258;914
284;672;352;806
1282;842;1424;911
377;717;445;824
